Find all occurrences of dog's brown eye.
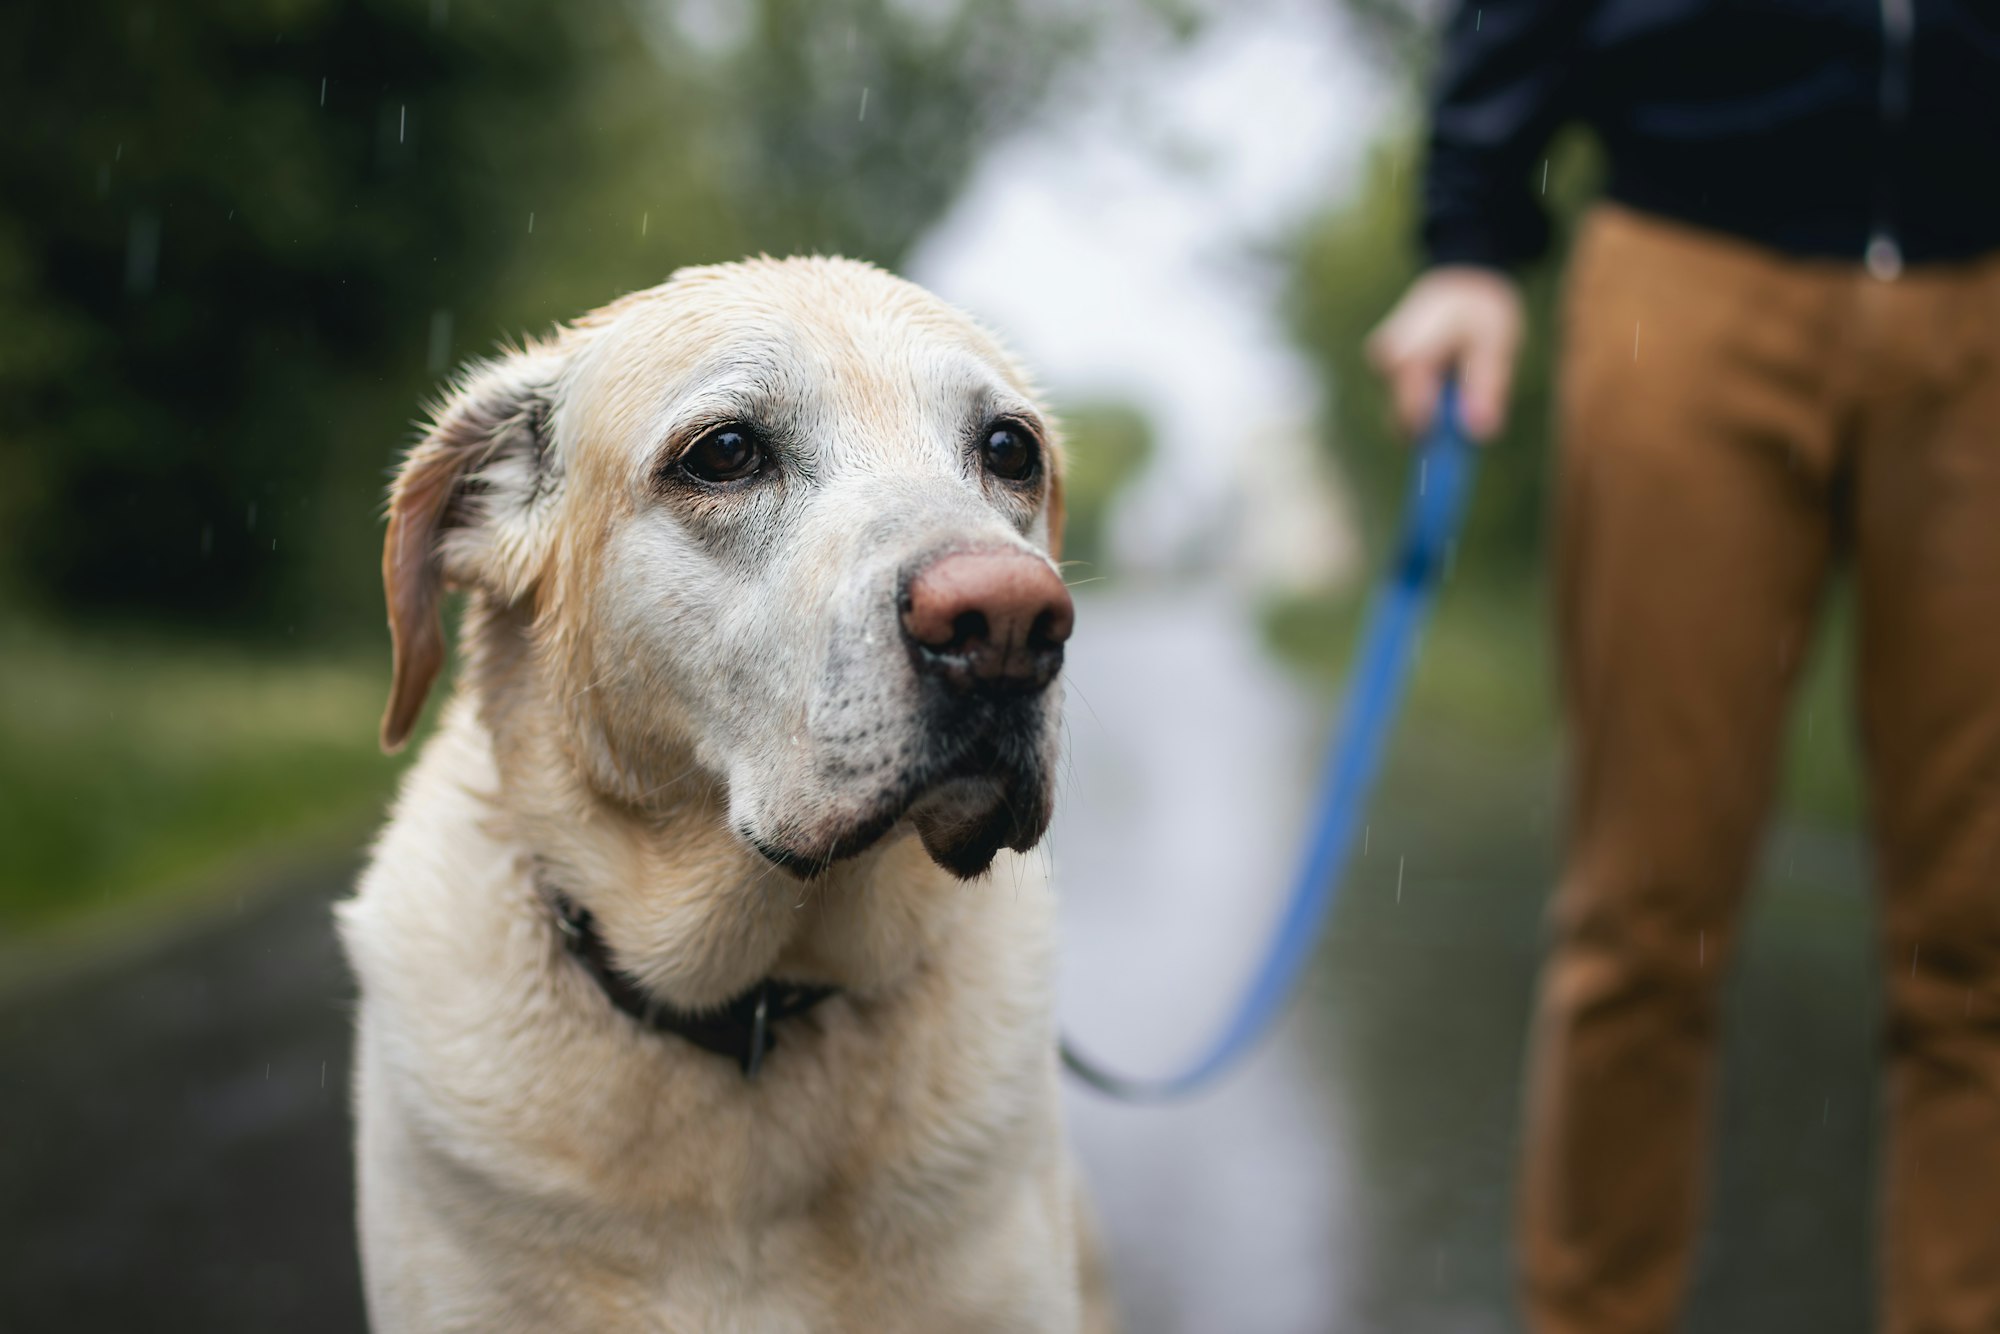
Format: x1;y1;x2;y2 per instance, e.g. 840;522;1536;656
681;424;767;484
981;423;1039;482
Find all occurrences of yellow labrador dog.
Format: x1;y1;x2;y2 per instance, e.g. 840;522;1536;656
338;258;1112;1332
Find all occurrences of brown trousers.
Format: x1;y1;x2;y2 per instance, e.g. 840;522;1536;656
1521;205;2000;1334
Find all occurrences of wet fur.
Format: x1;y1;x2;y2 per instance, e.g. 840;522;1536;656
339;258;1112;1332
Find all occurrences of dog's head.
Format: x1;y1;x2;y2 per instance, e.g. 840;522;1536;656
380;258;1069;880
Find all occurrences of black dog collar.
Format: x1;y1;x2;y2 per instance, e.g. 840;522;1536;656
549;892;837;1078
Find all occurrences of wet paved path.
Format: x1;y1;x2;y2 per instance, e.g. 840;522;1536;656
1;588;1881;1331
1052;587;1353;1332
1;865;365;1333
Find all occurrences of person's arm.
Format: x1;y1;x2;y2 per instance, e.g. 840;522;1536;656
1424;0;1589;270
1370;0;1588;440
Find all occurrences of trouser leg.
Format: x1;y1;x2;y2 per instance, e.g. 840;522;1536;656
1851;259;2000;1334
1521;208;1843;1334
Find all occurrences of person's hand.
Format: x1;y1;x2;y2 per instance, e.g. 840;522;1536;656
1365;266;1524;442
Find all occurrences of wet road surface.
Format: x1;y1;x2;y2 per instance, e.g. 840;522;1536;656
1;588;1881;1331
1;864;365;1333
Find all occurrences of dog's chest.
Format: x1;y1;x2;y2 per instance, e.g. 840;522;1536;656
536;1021;1069;1326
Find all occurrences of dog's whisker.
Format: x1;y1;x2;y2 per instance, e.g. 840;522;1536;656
627;760;705;805
1065;678;1106;735
565;657;642;705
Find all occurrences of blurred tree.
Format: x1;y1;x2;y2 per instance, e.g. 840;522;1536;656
1052;400;1153;576
0;0;1174;639
728;0;1092;263
2;0;606;632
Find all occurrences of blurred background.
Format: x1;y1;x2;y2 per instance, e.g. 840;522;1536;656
1;0;1876;1329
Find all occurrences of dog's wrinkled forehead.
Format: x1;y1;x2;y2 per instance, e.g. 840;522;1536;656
565;258;1041;475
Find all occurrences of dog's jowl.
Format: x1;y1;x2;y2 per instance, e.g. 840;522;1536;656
338;258;1113;1333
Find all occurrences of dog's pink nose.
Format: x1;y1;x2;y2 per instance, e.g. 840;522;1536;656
901;549;1074;692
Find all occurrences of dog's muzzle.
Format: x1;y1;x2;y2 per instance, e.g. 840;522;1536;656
899;548;1072;696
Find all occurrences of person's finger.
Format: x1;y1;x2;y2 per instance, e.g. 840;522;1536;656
1392;358;1444;440
1366;314;1437;440
1362;319;1400;374
1459;334;1516;442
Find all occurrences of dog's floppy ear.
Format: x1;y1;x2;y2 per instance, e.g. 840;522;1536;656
380;346;565;753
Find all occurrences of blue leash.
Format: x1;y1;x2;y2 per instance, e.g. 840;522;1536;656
1060;385;1480;1101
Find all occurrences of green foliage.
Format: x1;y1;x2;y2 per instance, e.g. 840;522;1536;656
1054;400;1154;578
3;0;618;632
1265;580;1557;746
1285;128;1602;586
1778;588;1865;827
725;0;1094;264
0;0;1168;641
0;629;389;929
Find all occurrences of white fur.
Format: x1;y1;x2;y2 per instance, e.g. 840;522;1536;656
339;258;1109;1332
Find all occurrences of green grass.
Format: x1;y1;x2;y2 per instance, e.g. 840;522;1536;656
0;628;398;933
1263;576;1865;829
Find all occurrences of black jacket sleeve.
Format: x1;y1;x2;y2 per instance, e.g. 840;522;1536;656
1422;0;1591;270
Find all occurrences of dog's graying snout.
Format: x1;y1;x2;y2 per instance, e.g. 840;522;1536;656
900;549;1074;693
